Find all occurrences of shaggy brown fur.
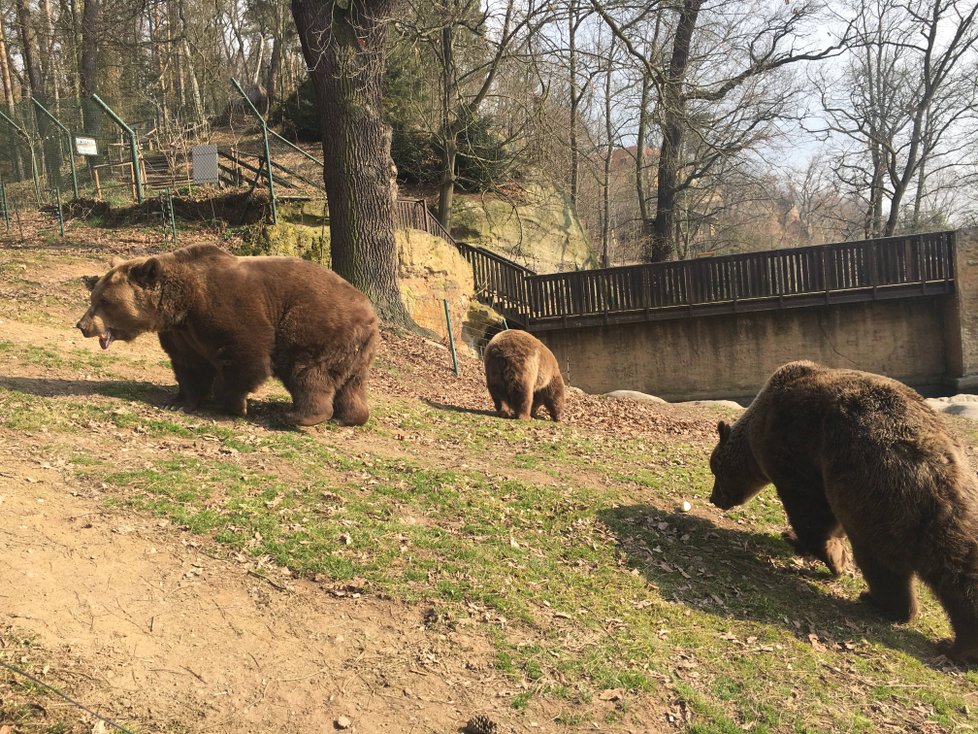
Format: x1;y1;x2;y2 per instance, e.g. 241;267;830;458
709;360;978;663
76;244;379;427
483;329;565;421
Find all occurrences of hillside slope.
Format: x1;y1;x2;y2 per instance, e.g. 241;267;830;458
1;218;976;733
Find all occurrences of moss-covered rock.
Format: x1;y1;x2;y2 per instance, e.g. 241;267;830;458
451;185;596;273
244;200;331;263
461;300;508;355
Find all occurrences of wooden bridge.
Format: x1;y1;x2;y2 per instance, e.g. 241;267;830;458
394;198;956;331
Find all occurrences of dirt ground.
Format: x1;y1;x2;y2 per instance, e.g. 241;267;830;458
0;232;726;733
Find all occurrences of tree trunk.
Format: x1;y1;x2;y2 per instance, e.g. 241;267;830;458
650;0;702;262
635;72;651;260
177;0;205;125
600;41;613;268
291;0;413;327
0;10;24;179
264;3;285;113
0;11;15;112
80;0;101;141
567;0;579;208
14;0;43;98
437;22;456;231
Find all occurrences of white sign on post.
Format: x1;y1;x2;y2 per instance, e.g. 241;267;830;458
192;144;220;185
75;137;98;156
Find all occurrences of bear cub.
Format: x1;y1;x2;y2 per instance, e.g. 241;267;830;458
483;329;565;421
77;244;379;427
709;360;978;663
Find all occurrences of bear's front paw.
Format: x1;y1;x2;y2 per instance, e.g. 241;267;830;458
163;393;200;412
937;638;978;666
824;537;852;576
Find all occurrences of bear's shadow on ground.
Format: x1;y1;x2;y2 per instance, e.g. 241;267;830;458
0;376;302;431
423;399;498;418
599;503;954;670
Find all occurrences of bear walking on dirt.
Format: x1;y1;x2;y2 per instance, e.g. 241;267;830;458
76;244;379;427
708;360;978;664
483;329;565;421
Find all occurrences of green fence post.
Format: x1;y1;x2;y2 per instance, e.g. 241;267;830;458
54;187;64;236
0;177;9;230
0;109;42;205
163;188;178;244
443;298;460;377
231;78;277;224
31;98;79;200
89;94;143;203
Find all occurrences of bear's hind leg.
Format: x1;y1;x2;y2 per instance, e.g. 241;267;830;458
333;369;370;426
487;380;511;417
282;362;336;426
539;380;564;422
924;565;978;664
851;537;918;622
509;383;534;420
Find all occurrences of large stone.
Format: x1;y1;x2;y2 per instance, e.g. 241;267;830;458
396;228;475;344
461;300;508;354
604;389;666;404
451;185;595;273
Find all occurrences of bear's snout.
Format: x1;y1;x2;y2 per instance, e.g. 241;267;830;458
709;486;734;510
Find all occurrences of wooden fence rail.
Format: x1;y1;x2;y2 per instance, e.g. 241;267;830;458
527;232;954;326
388;197;955;329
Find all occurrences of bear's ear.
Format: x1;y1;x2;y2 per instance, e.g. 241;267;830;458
129;257;162;287
81;275;100;292
109;256;127;267
717;420;731;442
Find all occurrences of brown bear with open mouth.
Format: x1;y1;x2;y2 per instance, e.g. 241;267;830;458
483;329;565;421
709;360;978;664
76;243;379;427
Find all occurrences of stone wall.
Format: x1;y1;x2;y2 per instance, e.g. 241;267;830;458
537;298;950;403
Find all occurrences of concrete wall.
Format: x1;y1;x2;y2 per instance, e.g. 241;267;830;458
537;298;950;403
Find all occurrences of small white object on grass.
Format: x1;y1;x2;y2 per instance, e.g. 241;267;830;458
680;501;692;512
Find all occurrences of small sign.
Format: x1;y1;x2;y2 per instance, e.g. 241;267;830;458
192;144;219;185
75;137;98;156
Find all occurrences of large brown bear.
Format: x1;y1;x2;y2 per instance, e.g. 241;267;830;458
709;360;978;663
76;244;379;427
483;329;565;421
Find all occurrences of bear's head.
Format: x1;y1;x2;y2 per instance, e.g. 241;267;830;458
76;257;167;349
708;420;767;510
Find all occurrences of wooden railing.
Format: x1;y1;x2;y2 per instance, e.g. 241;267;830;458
455;242;535;321
393;198;454;243
389;198;954;329
527;232;954;327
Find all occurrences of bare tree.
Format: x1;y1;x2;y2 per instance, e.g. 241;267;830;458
592;0;847;261
814;0;978;237
291;0;413;326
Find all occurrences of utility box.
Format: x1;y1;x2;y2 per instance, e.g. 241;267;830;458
192;144;219;185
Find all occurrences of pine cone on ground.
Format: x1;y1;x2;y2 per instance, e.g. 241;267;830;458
463;713;498;734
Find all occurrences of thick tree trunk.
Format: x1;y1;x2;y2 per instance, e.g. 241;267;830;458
80;0;101;140
650;0;702;263
0;11;23;179
291;0;413;327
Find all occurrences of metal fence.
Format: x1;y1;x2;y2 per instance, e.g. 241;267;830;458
0;82;327;221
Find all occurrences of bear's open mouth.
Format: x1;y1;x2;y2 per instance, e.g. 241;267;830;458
99;330;115;350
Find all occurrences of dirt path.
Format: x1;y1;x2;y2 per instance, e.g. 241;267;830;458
0;445;535;734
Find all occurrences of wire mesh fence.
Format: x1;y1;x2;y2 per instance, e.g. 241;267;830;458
0;82;327;219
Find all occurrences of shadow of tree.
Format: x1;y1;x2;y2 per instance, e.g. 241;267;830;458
599;503;947;667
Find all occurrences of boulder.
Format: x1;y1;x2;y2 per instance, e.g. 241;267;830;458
396;228;475;345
